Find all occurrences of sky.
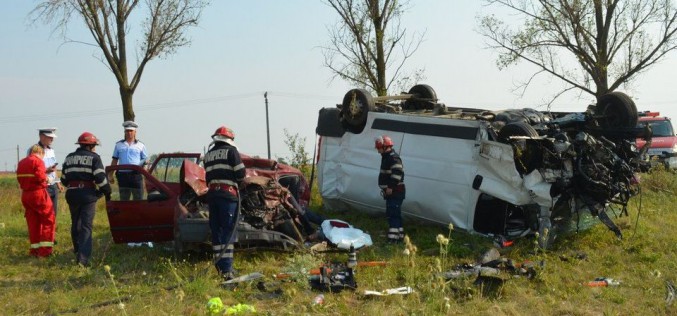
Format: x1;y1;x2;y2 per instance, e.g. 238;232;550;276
1;1;676;171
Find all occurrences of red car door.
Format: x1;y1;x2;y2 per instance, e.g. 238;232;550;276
105;164;177;243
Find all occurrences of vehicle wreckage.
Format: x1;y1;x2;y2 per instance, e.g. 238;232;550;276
105;153;316;253
315;85;651;247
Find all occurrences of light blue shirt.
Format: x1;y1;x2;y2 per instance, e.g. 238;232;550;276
112;139;148;166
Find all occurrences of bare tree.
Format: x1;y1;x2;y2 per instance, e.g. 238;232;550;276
322;0;424;96
479;0;677;102
31;0;209;121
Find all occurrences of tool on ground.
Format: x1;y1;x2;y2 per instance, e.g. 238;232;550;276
585;277;620;287
364;286;414;296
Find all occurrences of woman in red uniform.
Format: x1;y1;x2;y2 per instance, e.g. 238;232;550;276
16;144;55;257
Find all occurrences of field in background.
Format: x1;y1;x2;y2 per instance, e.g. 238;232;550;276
0;171;676;315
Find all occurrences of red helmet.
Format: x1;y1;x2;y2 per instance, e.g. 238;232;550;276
212;126;235;141
375;135;394;150
76;132;100;145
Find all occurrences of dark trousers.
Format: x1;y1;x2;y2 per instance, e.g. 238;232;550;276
385;197;404;241
68;200;96;266
116;172;143;201
47;184;58;215
208;197;239;275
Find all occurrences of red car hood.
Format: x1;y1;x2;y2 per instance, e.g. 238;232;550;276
183;160;208;196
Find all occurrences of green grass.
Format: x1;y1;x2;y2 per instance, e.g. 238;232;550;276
1;171;676;315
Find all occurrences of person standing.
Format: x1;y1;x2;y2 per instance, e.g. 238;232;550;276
109;121;148;200
61;132;111;267
375;135;406;243
203;126;246;281
31;128;65;216
16;145;55;257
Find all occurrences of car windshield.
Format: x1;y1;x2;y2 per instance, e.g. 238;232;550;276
637;120;674;137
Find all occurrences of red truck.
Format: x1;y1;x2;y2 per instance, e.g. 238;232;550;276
636;111;677;169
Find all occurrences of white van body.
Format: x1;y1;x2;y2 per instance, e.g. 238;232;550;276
317;111;554;234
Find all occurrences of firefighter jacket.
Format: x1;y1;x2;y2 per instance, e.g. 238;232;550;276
17;154;49;192
61;147;111;204
379;149;405;199
204;142;246;201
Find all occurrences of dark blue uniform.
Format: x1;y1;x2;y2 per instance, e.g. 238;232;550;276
203;141;246;278
379;149;406;242
60;148;111;266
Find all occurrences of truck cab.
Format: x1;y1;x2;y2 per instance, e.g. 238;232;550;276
636;111;677;169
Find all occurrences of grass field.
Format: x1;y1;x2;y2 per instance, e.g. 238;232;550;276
1;171;676;315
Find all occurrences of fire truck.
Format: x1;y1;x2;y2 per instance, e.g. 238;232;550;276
636;111;677;169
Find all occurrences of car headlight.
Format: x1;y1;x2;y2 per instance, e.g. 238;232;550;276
673;144;677;153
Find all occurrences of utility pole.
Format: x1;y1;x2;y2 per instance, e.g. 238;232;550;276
264;92;271;160
16;145;20;168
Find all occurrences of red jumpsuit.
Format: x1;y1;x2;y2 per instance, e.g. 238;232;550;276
16;154;55;257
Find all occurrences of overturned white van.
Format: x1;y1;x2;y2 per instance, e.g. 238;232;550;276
315;86;647;247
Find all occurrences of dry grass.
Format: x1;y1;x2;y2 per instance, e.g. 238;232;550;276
1;171;676;315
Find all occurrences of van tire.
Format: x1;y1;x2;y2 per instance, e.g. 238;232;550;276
341;89;375;132
595;92;638;129
497;122;541;175
403;84;437;110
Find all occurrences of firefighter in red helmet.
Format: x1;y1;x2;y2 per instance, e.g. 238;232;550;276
203;126;246;281
16;144;55;257
375;135;406;243
60;132;111;267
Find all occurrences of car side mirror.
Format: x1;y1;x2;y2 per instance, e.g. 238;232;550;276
147;190;168;202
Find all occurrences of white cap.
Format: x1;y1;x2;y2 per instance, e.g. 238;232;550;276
123;121;138;130
39;128;57;138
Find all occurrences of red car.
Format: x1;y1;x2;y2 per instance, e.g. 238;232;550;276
104;153;311;252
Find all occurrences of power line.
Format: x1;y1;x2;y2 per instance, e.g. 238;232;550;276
0;92;263;125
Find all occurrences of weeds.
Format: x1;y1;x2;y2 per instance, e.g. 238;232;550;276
103;265;128;316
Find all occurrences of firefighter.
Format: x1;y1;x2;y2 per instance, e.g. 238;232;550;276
203;126;246;281
61;132;111;267
375;135;406;243
16;144;55;257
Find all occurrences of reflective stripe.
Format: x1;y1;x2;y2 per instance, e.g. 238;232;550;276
213;244;226;251
93;168;106;175
379;185;387;189
205;163;232;172
233;163;245;171
96;178;109;186
209;179;238;186
391;175;402;180
216;252;234;259
17;174;36;178
380;169;391;174
387;233;399;239
30;243;41;249
64;167;93;174
392;164;403;169
39;241;54;247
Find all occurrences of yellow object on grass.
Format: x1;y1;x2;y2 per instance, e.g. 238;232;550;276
225;303;256;315
206;297;224;315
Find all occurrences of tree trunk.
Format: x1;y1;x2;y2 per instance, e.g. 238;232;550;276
120;87;135;122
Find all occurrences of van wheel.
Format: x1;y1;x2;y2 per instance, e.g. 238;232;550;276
341;89;375;132
403;84;437;110
497;122;541;175
595;92;638;129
